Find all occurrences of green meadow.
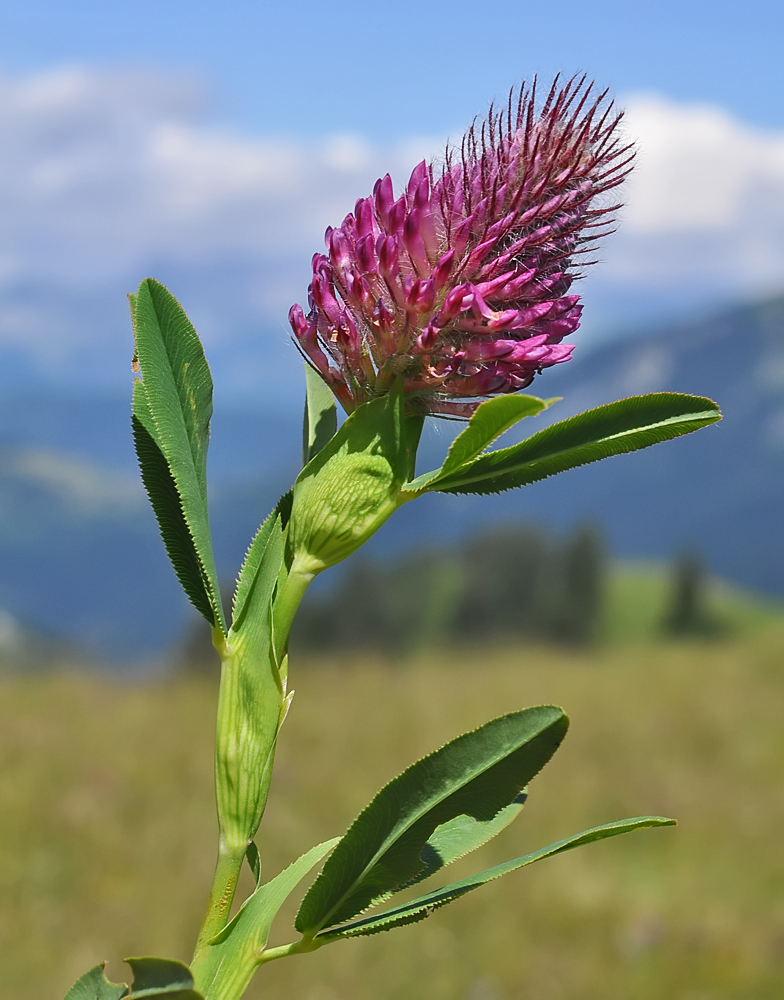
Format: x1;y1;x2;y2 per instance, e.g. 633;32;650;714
1;570;784;1000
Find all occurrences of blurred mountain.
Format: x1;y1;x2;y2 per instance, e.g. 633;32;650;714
0;293;781;662
0;393;299;661
383;294;784;595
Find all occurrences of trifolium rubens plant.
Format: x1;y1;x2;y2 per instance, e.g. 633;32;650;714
63;77;719;1000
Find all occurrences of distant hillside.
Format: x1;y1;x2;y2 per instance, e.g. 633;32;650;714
0;397;300;660
0;294;782;661
487;293;784;595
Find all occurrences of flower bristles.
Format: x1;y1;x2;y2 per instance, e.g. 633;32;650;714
289;76;633;418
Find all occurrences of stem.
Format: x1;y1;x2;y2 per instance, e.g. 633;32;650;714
259;937;324;965
272;563;316;662
194;627;283;963
199;939;323;1000
192;571;317;986
193;843;246;958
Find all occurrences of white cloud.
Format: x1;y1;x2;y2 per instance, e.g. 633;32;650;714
0;65;435;272
0;67;783;390
622;94;784;232
0;66;442;390
601;93;784;297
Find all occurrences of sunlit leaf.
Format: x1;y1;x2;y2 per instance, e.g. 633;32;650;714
323;817;675;939
130;278;223;629
406;790;528;888
407;394;551;493
404;393;721;497
132;399;214;625
296;707;568;935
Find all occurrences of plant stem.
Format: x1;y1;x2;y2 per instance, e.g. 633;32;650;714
193;842;246;958
192;565;317;992
192;570;316;976
259;938;322;965
194;627;283;962
272;564;315;662
200;939;321;1000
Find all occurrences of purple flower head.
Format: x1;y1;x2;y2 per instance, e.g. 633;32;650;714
290;76;633;417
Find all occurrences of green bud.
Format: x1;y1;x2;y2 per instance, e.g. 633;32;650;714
287;384;413;577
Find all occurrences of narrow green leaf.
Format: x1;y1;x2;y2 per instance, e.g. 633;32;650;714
295;707;568;935
230;512;277;632
125;957;202;998
440;394;551;477
130;278;224;630
63;963;128;1000
404;393;721;497
404;394;551;493
132;404;214;624
231;498;289;632
302;364;338;466
192;839;339;998
323;816;675;939
130;279;212;495
228;510;284;651
213;839;340;948
406;790;528;888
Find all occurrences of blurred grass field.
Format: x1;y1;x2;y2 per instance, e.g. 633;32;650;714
2;575;784;1000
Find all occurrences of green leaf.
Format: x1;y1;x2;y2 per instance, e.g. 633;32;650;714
288;380;410;573
246;840;261;886
403;412;425;483
295;706;568;935
192;838;339;998
125;958;202;998
130;278;224;630
214;838;340;948
408;394;551;493
125;958;204;1000
440;393;552;473
231;499;288;633
322;816;675;939
132;403;215;625
302;364;338;466
228;508;284;652
407;790;528;888
63;963;128;1000
403;393;721;497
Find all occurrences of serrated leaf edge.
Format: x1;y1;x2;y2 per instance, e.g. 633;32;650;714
130;282;225;631
320;816;676;940
421;395;721;497
295;706;567;934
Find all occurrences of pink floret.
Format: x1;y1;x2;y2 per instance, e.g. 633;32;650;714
290;76;633;416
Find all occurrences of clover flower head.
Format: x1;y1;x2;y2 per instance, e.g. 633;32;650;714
290;76;633;417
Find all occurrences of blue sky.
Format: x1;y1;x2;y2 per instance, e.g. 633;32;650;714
1;1;784;402
3;0;784;137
